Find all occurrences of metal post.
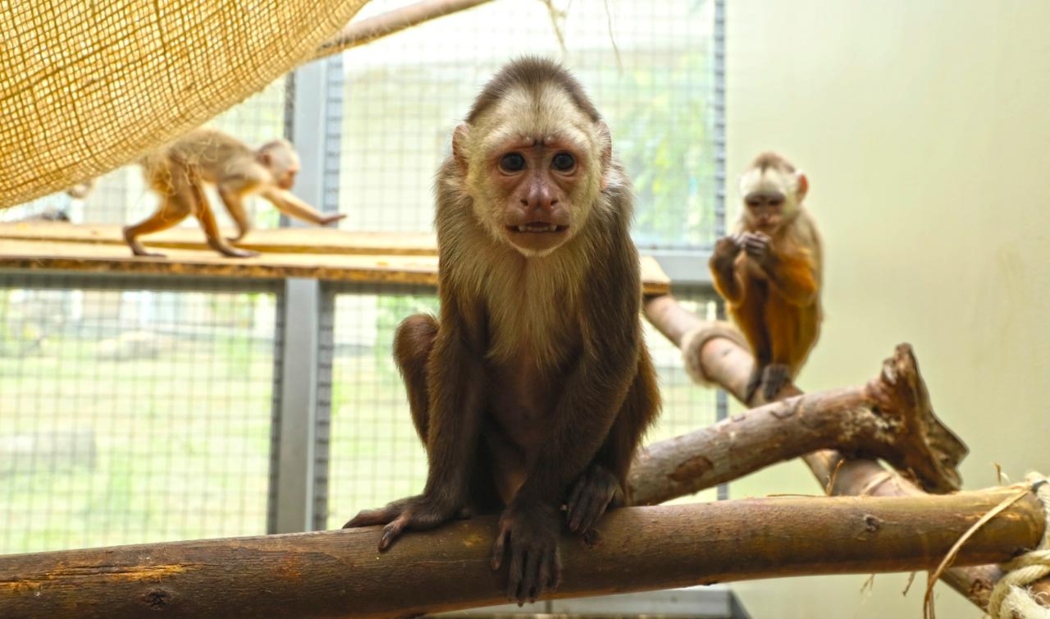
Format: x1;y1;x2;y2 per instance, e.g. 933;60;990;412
268;56;341;534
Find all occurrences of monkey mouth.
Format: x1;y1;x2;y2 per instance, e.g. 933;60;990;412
506;223;568;234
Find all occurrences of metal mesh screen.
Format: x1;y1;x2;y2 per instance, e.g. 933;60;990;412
337;0;719;250
0;79;289;231
325;284;720;530
0;274;279;554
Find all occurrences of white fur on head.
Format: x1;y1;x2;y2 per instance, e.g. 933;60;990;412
458;82;607;256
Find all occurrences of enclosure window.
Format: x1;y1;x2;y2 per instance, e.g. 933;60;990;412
338;0;719;250
0;276;278;554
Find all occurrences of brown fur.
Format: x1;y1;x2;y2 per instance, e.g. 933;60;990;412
343;57;660;606
123;127;344;258
710;152;823;403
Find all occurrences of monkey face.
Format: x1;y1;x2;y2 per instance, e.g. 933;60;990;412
738;164;808;233
489;137;587;256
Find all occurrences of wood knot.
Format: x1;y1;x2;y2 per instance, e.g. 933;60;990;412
670;454;714;483
141;588;173;610
863;514;881;532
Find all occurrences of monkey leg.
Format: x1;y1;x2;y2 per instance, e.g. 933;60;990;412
123;199;192;258
392;313;503;514
730;290;771;404
763;296;805;401
393;314;439;445
566;348;660;534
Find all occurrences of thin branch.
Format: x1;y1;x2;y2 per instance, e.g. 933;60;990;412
314;0;495;60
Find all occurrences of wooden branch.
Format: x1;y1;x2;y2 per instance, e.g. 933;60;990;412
642;293;1049;612
0;491;1043;619
629;342;967;505
314;0;494;60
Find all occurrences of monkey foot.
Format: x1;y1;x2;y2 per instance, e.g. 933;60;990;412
744;366;763;404
565;464;622;534
761;363;792;401
217;248;260;259
131;249;166;258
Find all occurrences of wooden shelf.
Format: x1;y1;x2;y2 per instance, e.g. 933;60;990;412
0;223;671;295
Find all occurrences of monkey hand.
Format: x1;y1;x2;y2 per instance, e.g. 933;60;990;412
342;494;465;551
491;501;563;606
740;232;775;268
711;235;743;272
566;463;623;534
319;213;348;226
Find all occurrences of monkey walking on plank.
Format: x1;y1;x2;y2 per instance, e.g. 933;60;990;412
70;128;346;258
343;57;661;605
709;152;823;404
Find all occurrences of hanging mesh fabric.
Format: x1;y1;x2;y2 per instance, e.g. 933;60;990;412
0;0;370;209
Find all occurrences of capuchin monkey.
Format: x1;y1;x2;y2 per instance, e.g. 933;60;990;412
343;57;661;605
709;151;823;403
74;128;345;258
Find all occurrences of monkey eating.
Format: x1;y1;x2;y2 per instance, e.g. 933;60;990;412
124;127;346;258
342;57;661;605
709;152;823;404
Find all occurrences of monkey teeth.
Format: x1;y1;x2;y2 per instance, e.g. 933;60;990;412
514;224;562;233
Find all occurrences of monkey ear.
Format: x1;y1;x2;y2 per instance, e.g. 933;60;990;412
795;172;809;201
597;121;613;191
452;124;471;175
259;151;273;167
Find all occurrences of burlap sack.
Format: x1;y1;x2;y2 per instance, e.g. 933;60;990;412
0;0;370;209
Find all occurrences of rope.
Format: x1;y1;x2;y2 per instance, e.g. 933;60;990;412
988;473;1050;619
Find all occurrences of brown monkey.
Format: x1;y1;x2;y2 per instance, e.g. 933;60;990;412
343;57;660;605
124;127;346;258
709;152;823;403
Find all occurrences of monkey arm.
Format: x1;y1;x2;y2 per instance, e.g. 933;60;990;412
709;239;746;305
760;251;819;306
217;186;253;242
259;187;333;225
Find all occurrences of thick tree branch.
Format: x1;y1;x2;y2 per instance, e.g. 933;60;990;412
629;341;967;505
0;491;1043;619
314;0;494;60
641;293;1050;612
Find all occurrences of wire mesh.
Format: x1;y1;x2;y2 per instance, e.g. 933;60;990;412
0;274;279;554
325;284;720;530
337;0;719;250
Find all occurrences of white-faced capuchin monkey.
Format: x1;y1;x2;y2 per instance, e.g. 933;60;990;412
709;152;823;404
342;57;661;606
121;127;346;258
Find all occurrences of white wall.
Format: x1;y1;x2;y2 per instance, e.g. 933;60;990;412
725;2;1050;617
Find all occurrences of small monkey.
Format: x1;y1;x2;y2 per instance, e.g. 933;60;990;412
124;127;346;258
709;152;823;403
343;57;660;605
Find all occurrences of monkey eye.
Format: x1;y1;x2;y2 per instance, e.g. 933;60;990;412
768;196;784;207
745;197;762;208
499;153;527;173
551;152;575;172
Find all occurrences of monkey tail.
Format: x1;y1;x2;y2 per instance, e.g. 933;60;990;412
680;320;751;387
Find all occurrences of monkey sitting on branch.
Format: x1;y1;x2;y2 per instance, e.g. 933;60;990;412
343;57;661;606
118;127;346;258
709;152;824;404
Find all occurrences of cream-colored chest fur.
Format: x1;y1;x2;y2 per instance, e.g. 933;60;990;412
483;255;582;370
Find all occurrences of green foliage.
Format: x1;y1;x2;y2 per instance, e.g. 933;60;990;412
601;53;717;249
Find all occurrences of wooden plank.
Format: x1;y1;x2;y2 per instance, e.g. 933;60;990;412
0;223;438;256
0;238;672;295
